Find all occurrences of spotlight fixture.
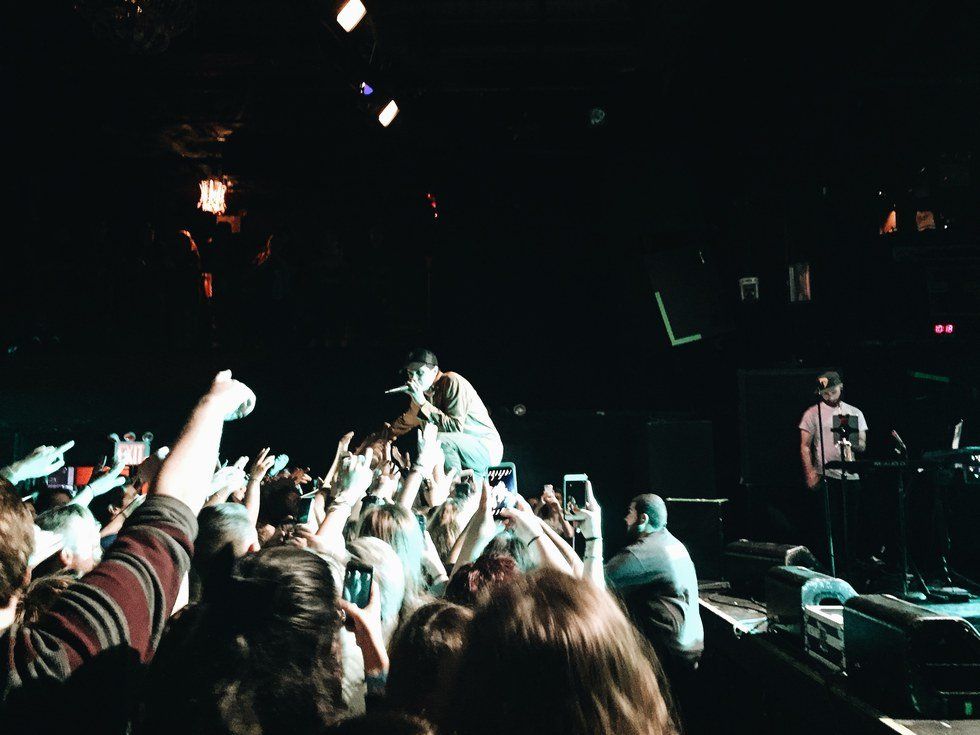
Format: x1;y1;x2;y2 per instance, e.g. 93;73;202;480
337;0;366;32
359;81;374;96
588;107;607;126
378;99;399;127
512;404;527;417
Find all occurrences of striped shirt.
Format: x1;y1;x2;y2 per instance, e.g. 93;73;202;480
1;495;196;704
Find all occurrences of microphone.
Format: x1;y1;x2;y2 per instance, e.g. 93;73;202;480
384;385;411;395
891;429;908;455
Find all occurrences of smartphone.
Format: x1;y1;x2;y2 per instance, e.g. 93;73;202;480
487;462;518;511
342;560;374;609
563;473;588;510
296;495;315;524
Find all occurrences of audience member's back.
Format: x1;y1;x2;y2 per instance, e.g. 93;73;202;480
140;546;344;735
441;569;677;735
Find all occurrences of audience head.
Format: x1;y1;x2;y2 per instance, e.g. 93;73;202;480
442;569;676;735
403;348;440;391
445;554;519;607
0;486;35;612
481;529;532;572
357;502;424;601
626;493;667;538
34;504;103;576
34;487;72;516
347;535;407;641
426;497;462;563
386;600;473;718
143;546;344;735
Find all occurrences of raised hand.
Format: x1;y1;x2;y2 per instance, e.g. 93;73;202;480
210;456;249;497
86;460;128;497
132;446;170;489
427;463;457;507
565;479;602;540
332;448;375;506
206;370;256;422
247;447;276;483
1;441;75;484
414;423;443;475
338;580;388;675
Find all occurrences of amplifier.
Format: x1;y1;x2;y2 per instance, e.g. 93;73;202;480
844;594;980;718
723;540;818;598
765;566;856;639
804;605;845;672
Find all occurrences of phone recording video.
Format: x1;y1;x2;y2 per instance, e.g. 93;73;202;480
562;473;588;511
342;560;374;609
487;462;518;511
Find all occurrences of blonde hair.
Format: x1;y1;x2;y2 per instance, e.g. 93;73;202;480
442;569;677;735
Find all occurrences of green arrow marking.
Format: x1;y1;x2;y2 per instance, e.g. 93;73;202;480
654;291;702;347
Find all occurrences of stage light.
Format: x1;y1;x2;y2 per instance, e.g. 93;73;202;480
512;404;527;416
880;209;898;234
378;99;399;127
337;0;366;32
588;107;606;126
359;81;374;96
197;178;227;215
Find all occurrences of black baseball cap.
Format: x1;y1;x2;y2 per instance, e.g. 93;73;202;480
403;348;439;369
815;371;843;394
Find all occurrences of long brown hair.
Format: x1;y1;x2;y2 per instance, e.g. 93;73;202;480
441;569;677;735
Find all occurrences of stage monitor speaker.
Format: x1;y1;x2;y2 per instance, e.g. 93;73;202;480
738;368;838;487
765;565;856;639
665;498;727;579
844;594;980;719
723;540;818;598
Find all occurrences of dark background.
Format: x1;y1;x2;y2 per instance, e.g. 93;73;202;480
2;2;979;567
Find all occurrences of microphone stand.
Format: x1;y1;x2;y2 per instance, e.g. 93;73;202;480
890;432;914;600
816;396;836;578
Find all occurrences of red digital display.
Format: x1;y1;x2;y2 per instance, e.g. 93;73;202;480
934;323;955;335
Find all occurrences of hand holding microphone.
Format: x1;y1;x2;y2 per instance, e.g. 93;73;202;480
384;377;426;405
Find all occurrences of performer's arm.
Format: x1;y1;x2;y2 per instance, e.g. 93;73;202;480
800;429;820;489
387;405;422;438
418;375;468;433
855;430;867;453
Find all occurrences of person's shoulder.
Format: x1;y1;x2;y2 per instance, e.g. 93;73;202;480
441;371;470;387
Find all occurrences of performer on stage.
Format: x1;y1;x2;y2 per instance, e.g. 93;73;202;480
798;370;869;577
386;348;503;477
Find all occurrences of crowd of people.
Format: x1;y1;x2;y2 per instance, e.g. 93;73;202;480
0;370;703;734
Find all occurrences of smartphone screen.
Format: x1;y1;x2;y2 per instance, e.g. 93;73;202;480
487;463;517;493
487;462;518;511
343;561;373;609
296;496;315;524
562;473;588;510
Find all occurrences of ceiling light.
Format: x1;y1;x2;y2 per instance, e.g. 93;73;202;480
337;0;366;32
378;100;399;127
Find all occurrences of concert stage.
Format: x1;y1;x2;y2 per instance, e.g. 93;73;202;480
695;584;980;735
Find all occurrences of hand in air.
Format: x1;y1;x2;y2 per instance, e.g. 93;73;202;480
333;448;375;506
1;441;75;484
87;460;128;497
247;447;276;484
564;479;602;539
206;370;256;422
414;423;443;475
